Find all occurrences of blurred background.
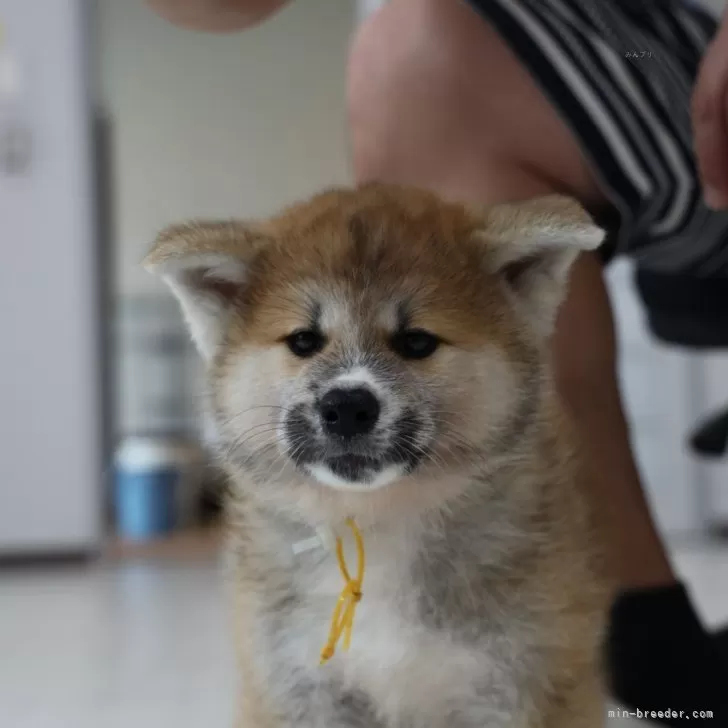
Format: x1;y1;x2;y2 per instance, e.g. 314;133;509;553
0;0;727;726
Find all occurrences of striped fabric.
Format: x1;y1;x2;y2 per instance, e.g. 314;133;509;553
466;0;728;275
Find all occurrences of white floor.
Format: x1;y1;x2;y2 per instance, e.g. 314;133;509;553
1;540;727;728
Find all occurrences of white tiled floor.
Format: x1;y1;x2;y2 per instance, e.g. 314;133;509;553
1;540;727;728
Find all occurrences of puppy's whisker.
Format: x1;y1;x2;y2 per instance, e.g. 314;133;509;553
226;422;284;448
395;440;449;477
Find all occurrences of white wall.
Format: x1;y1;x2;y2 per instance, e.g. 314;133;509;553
96;0;355;298
607;263;705;535
356;0;387;21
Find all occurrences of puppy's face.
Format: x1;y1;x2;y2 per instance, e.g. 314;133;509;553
146;185;602;519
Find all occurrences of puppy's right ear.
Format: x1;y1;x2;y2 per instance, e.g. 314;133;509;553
144;220;265;361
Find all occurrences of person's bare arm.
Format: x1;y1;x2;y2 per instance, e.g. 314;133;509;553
693;10;728;209
147;0;291;32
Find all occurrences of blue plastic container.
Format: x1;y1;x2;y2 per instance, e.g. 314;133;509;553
114;437;181;541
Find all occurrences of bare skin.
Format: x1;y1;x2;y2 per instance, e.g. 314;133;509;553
146;0;289;32
147;0;728;590
694;10;728;209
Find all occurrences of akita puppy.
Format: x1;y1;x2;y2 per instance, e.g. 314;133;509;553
145;184;608;728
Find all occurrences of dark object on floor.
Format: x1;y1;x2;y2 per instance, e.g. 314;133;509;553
691;409;728;458
606;583;728;727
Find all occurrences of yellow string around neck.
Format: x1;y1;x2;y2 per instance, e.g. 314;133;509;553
320;518;366;665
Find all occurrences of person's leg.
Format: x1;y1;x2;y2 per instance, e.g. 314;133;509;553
348;1;728;722
348;0;673;590
551;253;674;588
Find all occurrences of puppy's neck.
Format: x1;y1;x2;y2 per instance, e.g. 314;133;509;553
232;452;555;567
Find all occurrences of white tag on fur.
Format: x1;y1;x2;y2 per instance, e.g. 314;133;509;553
292;526;338;555
292;535;323;555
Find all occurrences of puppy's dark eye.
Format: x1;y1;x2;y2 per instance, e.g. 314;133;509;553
286;330;325;358
391;329;440;360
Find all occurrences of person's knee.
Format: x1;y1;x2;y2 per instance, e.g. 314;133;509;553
346;11;392;181
347;1;451;184
347;0;512;187
347;0;604;206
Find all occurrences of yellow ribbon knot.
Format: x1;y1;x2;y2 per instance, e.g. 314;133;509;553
320;518;366;665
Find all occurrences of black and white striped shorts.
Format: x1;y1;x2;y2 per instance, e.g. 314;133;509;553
466;0;728;276
465;0;728;346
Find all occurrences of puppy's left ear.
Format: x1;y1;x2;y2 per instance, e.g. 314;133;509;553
478;196;605;336
143;220;266;361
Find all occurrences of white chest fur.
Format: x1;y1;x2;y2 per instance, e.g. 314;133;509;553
256;529;533;728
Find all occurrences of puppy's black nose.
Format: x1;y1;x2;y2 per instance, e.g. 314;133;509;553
319;388;380;438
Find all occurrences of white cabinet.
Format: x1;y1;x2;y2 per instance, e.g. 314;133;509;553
0;0;101;553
